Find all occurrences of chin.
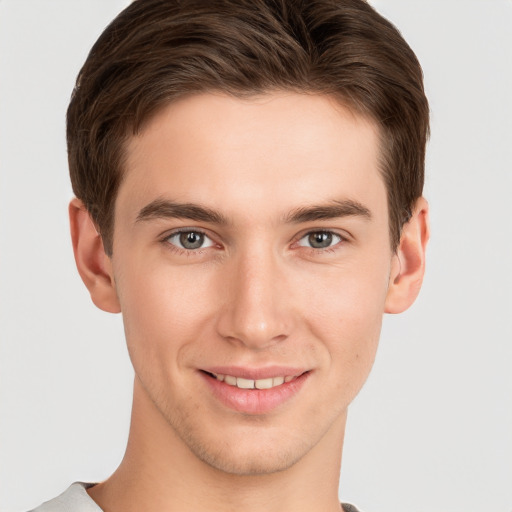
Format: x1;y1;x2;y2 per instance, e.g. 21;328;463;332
191;437;309;476
170;413;314;476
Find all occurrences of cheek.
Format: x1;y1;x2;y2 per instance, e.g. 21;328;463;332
114;260;219;364
301;261;389;385
305;257;389;330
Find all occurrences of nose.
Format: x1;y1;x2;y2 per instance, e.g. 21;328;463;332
215;248;293;350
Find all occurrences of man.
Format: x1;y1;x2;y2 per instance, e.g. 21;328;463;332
32;0;429;510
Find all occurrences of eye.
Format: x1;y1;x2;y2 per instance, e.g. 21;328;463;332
297;231;343;249
166;230;215;250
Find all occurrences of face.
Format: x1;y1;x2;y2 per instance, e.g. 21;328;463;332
110;92;396;475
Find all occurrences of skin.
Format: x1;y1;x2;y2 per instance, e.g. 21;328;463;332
70;92;429;512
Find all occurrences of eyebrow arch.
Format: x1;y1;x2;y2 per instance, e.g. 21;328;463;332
285;199;372;223
136;199;228;225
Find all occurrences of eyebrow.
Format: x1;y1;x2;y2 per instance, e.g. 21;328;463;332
136;199;228;225
136;198;372;226
284;199;372;223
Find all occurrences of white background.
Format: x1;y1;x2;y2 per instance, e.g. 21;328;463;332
0;1;511;511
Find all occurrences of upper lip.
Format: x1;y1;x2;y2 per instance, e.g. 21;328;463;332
201;366;308;380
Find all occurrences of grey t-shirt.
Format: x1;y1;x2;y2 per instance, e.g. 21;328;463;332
29;484;100;512
30;482;362;512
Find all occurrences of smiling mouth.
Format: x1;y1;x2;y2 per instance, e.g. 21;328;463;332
200;369;310;414
204;371;302;390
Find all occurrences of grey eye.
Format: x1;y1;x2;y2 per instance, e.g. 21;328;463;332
298;231;341;249
180;232;204;249
167;231;214;250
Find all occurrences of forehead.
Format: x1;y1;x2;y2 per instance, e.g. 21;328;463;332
118;92;386;224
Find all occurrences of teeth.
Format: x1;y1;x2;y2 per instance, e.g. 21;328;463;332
272;376;284;386
236;377;255;389
224;375;237;386
211;372;298;389
255;378;273;389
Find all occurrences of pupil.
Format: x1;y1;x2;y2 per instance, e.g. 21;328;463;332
180;231;203;249
309;232;332;249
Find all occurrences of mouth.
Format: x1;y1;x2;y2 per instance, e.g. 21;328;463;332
204;371;301;390
199;368;310;414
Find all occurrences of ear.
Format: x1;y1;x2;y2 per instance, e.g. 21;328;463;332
385;197;430;314
69;198;121;313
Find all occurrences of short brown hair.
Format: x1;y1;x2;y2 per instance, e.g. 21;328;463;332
67;0;429;255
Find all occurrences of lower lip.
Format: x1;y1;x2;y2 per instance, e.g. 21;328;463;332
200;371;310;415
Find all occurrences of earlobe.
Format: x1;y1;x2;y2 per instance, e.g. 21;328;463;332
69;198;121;313
385;197;430;314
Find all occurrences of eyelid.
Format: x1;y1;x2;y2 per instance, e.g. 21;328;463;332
294;228;349;241
297;231;341;246
159;226;350;255
160;226;211;240
292;228;350;251
161;227;219;252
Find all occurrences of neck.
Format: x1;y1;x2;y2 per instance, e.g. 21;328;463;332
88;378;346;512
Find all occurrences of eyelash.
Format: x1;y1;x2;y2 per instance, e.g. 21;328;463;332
160;228;348;256
161;229;215;256
294;230;346;254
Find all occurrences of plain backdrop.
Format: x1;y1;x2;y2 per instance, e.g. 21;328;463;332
0;1;511;511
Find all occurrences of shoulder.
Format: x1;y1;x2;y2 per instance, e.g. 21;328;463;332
28;483;102;512
30;485;362;512
342;504;363;512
